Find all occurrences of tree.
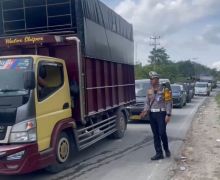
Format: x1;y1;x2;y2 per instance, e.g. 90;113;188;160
134;59;220;81
135;62;145;79
135;47;220;81
148;47;171;65
177;60;195;78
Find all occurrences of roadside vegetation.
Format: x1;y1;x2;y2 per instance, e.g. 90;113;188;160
135;47;220;83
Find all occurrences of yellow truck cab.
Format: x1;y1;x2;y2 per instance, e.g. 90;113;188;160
0;55;73;174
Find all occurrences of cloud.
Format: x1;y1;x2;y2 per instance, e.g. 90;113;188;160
211;61;220;70
111;0;220;66
202;25;220;45
115;0;220;40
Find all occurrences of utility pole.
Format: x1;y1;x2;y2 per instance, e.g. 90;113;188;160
150;35;160;70
150;35;160;50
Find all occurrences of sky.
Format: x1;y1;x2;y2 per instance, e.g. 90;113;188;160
101;0;220;70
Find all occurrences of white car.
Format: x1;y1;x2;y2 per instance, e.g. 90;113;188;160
194;82;210;96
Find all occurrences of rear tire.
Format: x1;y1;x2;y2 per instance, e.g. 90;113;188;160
111;110;127;139
46;132;73;173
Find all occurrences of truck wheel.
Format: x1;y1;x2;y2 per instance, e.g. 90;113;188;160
111;111;127;139
46;132;73;173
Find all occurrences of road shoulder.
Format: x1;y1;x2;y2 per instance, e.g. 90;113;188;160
169;94;220;180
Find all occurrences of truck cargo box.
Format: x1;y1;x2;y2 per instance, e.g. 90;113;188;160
0;0;134;65
0;0;135;121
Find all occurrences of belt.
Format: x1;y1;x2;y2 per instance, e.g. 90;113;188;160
150;108;166;112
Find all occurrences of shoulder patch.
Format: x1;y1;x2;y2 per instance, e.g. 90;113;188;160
164;89;172;101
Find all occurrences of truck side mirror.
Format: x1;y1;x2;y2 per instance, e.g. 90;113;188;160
24;70;36;90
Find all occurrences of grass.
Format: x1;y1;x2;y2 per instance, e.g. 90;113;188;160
216;93;220;124
216;93;220;106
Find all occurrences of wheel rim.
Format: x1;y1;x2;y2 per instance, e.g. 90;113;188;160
119;116;126;132
57;137;70;163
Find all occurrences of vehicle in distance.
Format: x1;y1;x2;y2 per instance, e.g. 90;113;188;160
194;82;210;96
171;84;187;108
178;83;192;103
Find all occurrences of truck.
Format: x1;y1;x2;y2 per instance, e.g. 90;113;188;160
199;75;217;90
0;0;135;175
194;81;210;96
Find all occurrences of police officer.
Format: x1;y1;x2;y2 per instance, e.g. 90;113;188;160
140;71;172;160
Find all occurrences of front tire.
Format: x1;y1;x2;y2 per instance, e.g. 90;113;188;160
46;132;73;173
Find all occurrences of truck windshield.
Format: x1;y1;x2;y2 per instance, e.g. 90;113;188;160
0;58;33;96
195;84;207;88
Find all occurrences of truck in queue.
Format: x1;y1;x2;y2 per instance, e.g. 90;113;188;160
0;0;135;174
199;75;217;90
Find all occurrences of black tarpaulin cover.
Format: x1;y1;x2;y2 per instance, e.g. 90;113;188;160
0;0;134;64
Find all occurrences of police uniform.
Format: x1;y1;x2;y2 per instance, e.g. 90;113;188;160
143;71;172;160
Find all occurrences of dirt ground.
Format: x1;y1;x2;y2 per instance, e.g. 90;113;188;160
169;95;220;180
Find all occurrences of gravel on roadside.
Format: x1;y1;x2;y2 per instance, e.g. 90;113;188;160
169;94;220;180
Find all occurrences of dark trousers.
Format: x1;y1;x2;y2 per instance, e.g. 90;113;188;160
149;111;169;155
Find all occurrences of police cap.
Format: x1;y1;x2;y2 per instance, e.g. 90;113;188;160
149;71;159;79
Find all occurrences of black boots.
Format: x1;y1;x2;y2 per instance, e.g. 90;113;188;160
151;154;164;160
151;151;171;161
165;150;171;157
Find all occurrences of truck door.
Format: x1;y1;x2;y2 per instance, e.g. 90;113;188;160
35;59;71;152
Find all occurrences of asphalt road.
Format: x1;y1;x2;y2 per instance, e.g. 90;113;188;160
1;93;210;180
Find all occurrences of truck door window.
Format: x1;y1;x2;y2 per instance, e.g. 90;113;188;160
37;62;64;101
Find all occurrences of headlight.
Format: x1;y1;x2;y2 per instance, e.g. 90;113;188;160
9;119;37;143
7;151;25;161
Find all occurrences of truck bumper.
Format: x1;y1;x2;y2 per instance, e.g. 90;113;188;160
0;143;55;175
